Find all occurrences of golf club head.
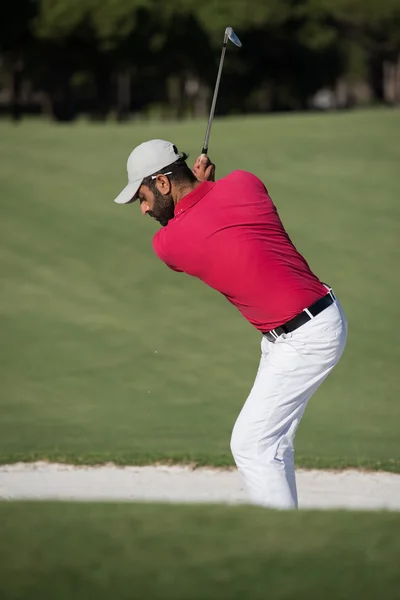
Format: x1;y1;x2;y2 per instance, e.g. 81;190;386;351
225;27;242;47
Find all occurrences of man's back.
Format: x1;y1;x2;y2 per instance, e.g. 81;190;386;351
153;170;327;331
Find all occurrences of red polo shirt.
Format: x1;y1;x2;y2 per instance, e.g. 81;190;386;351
152;170;327;332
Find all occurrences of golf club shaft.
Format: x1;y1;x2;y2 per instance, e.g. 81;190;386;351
201;36;229;156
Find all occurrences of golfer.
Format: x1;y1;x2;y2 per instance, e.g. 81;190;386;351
114;139;348;509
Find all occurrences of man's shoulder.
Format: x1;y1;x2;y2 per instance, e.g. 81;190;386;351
152;222;179;258
152;227;169;258
220;169;265;189
153;226;183;272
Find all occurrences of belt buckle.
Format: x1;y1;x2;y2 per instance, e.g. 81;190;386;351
265;330;279;343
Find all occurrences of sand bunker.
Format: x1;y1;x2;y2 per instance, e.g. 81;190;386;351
1;463;400;511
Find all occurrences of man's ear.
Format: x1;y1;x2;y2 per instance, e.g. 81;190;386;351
155;174;172;196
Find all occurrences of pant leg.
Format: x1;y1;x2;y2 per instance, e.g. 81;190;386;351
230;299;348;509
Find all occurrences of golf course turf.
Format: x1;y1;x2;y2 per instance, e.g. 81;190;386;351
1;501;400;600
0;109;399;470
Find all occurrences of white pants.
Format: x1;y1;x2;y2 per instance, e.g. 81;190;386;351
230;297;348;509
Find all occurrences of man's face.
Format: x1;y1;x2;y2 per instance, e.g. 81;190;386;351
137;178;175;227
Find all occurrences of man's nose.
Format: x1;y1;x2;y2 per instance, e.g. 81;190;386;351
140;202;150;216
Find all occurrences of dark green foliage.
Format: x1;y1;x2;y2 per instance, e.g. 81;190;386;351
0;0;399;119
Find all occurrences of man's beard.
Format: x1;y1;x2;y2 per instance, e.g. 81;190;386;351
148;189;175;227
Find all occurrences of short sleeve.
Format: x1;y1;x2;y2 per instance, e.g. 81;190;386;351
152;230;183;273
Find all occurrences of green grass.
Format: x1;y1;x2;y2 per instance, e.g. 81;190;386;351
0;109;399;469
1;501;400;600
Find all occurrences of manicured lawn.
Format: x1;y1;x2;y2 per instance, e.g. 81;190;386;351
1;501;400;600
0;109;399;469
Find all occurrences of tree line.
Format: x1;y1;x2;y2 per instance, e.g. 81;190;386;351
1;0;400;121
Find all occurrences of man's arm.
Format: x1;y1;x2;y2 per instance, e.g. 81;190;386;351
152;232;183;272
152;156;216;273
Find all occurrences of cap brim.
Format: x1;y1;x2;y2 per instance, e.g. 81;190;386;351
114;180;142;204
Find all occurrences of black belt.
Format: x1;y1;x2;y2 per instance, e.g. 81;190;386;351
263;290;335;343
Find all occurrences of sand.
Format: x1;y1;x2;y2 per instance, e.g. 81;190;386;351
1;463;400;510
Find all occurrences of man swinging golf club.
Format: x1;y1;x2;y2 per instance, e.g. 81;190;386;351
113;140;348;509
112;28;348;509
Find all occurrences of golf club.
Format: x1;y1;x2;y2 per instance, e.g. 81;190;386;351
201;27;242;156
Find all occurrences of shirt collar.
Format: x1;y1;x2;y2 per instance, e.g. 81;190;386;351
174;181;214;217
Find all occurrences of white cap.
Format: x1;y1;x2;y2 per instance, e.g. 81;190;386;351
114;139;181;204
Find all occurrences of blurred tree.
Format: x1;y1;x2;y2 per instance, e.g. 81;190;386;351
1;0;399;119
33;0;112;120
322;0;400;105
34;0;215;120
0;0;38;120
213;0;342;113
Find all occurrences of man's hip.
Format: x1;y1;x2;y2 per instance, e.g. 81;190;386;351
262;288;337;343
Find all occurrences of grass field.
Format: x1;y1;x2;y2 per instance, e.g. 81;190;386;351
1;501;400;600
0;108;399;469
